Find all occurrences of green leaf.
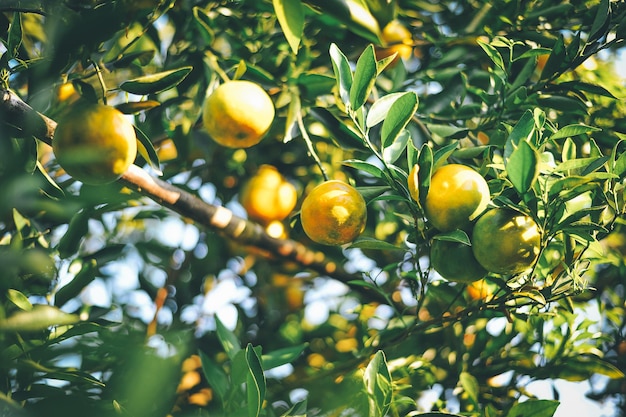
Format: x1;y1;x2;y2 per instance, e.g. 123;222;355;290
548;124;601;141
305;0;381;43
539;35;566;80
120;67;193;95
246;344;266;417
433;230;470;245
0;305;80;332
273;0;304;54
348;237;404;251
506;400;559;417
281;399;307;417
417;143;433;206
54;259;98;307
366;92;407;128
476;39;506;73
216;316;241;360
504;110;534;160
193;6;215;43
134;126;162;176
343;159;385;179
381;92;418;148
432;141;460;170
115;100;161;114
261;344;308;370
382;129;410;164
561;355;625;380
309;107;365;149
459;372;479;405
57;209;91;259
329;43;354;108
199;350;230;404
589;0;610;43
7;13;22;59
284;90;301;143
350;44;377;111
507;139;539;195
364;351;392;417
7;289;32;311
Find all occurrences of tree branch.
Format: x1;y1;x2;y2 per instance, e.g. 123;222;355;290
0;89;386;299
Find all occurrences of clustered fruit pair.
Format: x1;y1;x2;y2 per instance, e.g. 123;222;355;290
414;164;542;282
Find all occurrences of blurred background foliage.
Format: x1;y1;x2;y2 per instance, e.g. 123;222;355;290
1;0;626;416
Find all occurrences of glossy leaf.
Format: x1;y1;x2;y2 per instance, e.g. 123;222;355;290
274;0;304;54
417;143;433;206
381;92;418;148
343;159;385;179
262;344;308;370
7;289;32;311
504;110;535;160
0;305;80;332
506;400;559;417
329;43;354;108
367;92;407;128
433;229;470;245
281;399;307;417
246;344;266;417
57;210;91;259
382;129;410;164
199;350;230;403
115;100;161;114
348;236;404;251
350;44;377;111
548;124;601;141
364;350;392;417
507;139;539;195
134;126;162;176
477;39;506;73
539;34;566;80
120;67;193;95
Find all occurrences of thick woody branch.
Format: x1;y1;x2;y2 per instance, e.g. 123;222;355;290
0;89;383;296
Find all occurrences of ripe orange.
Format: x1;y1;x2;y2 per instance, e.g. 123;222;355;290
375;20;413;65
202;80;275;148
472;208;541;275
239;165;297;224
430;237;486;283
424;164;490;232
53;103;137;185
300;180;367;246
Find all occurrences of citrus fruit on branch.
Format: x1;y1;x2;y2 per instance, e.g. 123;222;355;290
239;165;298;224
202;80;275;148
53;103;137;185
423;164;490;232
300;180;367;246
472;208;542;275
430;237;486;283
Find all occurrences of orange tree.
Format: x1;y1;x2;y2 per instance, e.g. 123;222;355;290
1;1;626;416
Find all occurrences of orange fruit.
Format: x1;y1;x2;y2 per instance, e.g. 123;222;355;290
424;164;490;232
202;80;275;148
375;20;413;65
239;165;297;224
472;208;541;275
466;278;494;301
53;103;137;185
430;237;486;283
300;180;367;246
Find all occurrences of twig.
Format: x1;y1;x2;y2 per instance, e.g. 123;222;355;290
0;89;387;300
